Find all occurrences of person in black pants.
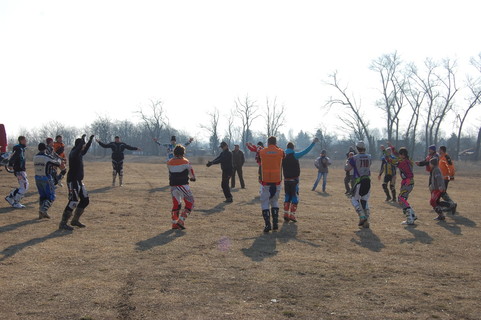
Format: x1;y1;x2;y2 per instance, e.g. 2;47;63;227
231;144;245;189
96;136;141;186
207;141;233;202
59;134;94;231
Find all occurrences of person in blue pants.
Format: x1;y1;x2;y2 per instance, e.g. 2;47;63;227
312;149;331;192
282;138;319;222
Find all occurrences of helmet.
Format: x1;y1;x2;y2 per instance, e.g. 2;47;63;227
356;141;365;149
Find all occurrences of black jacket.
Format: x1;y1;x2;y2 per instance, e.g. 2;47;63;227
67;137;93;182
212;149;233;174
8;144;27;173
232;149;245;168
98;141;138;161
282;152;300;179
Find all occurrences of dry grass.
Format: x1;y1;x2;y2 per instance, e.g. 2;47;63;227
1;157;480;320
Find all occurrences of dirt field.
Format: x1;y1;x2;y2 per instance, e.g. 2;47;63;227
1;157;480;320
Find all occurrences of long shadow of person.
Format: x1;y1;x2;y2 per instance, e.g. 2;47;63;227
135;229;185;251
278;222;320;247
400;224;433;244
436;219;462;235
148;186;171;194
351;228;385;252
89;186;113;194
0;230;71;262
241;233;278;262
196;201;229;216
0;219;43;233
449;214;477;228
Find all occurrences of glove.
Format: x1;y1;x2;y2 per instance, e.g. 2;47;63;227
206;161;213;167
81;134;87;139
450;176;455;181
190;177;196;182
89;135;95;140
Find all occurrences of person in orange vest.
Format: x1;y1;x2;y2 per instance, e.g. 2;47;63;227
438;145;457;214
258;136;285;232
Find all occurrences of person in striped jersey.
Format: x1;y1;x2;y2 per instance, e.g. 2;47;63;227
167;144;196;230
33;143;62;219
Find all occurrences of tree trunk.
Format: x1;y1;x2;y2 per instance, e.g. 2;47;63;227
475;127;481;161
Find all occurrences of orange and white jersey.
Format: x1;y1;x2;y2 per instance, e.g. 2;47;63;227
167;157;195;186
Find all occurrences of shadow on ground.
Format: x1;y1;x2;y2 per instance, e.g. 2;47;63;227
0;230;71;262
351;228;385;252
135;229;185;251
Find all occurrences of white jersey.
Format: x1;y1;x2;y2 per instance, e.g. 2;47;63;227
346;153;371;179
33;152;61;177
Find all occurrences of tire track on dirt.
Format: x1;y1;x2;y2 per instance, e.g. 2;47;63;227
115;270;139;320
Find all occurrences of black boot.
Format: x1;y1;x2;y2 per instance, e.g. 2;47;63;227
382;184;391;201
271;207;279;230
262;209;271;232
59;209;73;231
71;208;86;228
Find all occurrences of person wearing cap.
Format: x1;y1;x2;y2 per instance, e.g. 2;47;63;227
312;149;331;192
415;145;439;186
59;134;94;231
258;136;285;232
438;146;457;213
282;138;318;223
5;136;29;209
153;135;194;162
33;142;62;219
206;141;234;202
231;144;245;189
345;141;372;228
53;135;68;185
384;142;417;225
378;145;397;202
429;157;452;221
96;136;141;187
246;141;264;182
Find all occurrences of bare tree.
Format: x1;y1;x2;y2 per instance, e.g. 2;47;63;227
433;58;459;145
400;68;426;157
136;99;168;139
90;116;114;156
370;52;405;145
235;95;260;151
200;108;220;155
224;110;236;147
455;53;481;159
324;71;375;153
264;97;285;137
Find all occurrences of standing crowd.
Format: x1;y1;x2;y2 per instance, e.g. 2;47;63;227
4;133;458;232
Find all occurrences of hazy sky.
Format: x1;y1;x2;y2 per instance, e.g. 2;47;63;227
1;0;480;141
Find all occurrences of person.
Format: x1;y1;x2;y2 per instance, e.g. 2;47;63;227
429;158;453;221
246;141;264;182
378;146;397;202
345;141;372;228
384;143;417;225
344;151;355;196
33;143;62;219
438;146;457;214
282;138;318;222
5;136;29;208
153;135;193;162
53;135;67;185
206;141;234;202
167;145;196;229
45;137;65;186
59;134;94;231
231;144;245;189
96;136;141;186
312;149;331;192
258;136;285;232
415;145;439;186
